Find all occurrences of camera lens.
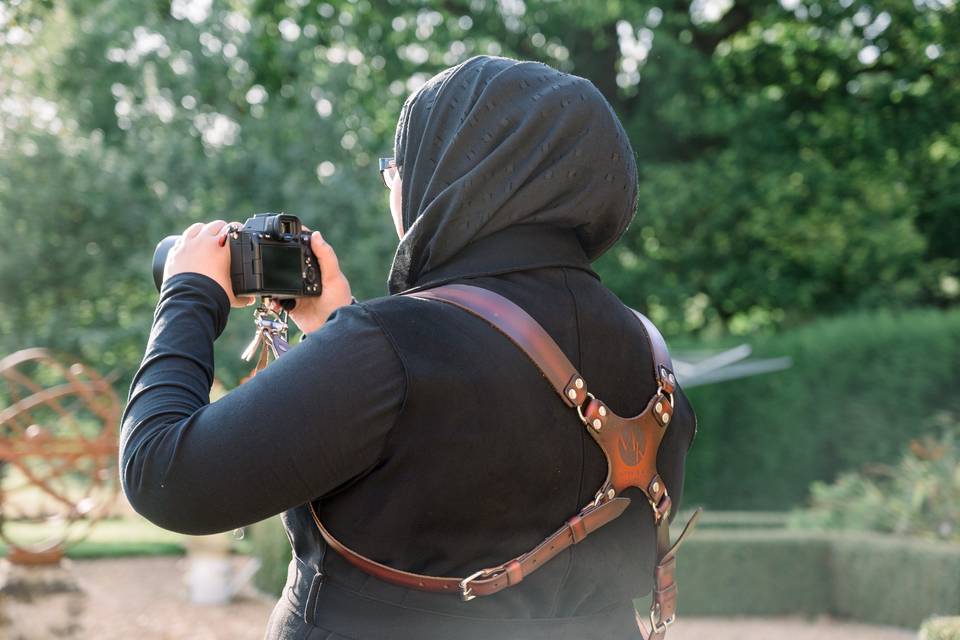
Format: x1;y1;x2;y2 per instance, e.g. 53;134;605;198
152;235;180;292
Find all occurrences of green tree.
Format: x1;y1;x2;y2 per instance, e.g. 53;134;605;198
1;0;957;387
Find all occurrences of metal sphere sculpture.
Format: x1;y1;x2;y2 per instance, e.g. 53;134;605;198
0;349;119;563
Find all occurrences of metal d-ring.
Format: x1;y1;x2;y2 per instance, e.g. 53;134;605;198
656;385;675;412
575;392;597;426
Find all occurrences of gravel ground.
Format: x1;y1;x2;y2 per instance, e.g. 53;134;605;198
71;556;272;640
20;557;913;639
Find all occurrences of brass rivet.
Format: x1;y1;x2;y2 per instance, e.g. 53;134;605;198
592;418;602;430
662;413;671;424
575;378;584;389
567;388;577;400
599;406;607;417
652;481;660;493
655;401;662;413
607;489;615;499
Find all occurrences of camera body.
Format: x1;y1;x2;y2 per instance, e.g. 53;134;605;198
228;213;321;299
152;213;321;299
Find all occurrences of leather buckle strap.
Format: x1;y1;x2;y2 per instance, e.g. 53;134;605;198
459;568;500;602
305;284;694;618
637;507;702;640
308;495;632;601
650;555;678;632
462;497;631;598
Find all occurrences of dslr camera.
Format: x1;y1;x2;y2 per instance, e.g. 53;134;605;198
153;213;321;299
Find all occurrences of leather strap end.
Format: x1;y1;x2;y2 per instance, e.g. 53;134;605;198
663;506;702;562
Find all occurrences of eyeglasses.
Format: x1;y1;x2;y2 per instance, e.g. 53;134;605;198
379;157;401;188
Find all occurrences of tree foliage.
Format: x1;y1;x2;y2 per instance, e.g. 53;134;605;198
1;0;957;386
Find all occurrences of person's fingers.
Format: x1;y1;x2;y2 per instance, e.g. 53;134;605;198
204;220;227;236
183;222;204;238
228;295;256;309
218;221;241;246
310;231;342;284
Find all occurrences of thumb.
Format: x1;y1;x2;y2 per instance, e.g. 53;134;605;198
310;231;342;285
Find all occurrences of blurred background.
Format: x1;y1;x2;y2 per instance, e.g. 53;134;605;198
0;0;958;638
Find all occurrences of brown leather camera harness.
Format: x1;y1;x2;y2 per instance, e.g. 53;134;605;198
303;284;702;639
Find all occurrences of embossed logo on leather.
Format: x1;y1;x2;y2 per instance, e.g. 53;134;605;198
617;430;645;466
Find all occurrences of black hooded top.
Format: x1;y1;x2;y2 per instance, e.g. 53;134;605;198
120;56;696;640
389;55;638;293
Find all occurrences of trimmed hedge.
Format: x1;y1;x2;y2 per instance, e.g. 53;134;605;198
830;533;960;628
673;528;960;628
674;529;832;616
922;617;960;640
681;307;960;509
684;510;790;530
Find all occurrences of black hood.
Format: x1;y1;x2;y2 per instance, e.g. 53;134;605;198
388;55;638;294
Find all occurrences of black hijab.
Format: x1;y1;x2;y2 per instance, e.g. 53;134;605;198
388;55;638;294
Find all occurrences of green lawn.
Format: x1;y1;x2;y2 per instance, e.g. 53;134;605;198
1;517;187;558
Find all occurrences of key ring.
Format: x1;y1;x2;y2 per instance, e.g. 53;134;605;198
241;299;290;364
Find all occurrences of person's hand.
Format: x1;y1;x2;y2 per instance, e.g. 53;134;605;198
163;220;255;308
267;230;352;334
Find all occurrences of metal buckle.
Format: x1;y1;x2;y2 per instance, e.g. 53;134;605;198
459;569;496;601
591;484;615;508
575;392;597;426
649;603;676;634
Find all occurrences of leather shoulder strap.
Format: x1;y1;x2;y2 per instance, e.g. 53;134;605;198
629;308;674;387
306;283;702;618
410;284;677;397
409;284;589;407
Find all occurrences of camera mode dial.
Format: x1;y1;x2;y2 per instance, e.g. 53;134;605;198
303;254;320;292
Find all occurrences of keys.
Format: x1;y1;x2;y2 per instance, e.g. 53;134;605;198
241;301;291;368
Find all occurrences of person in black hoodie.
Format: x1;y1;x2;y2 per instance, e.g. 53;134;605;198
121;55;697;639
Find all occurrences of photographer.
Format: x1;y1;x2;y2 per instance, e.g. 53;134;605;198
121;55;696;639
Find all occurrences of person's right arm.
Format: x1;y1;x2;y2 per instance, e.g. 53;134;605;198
119;274;405;535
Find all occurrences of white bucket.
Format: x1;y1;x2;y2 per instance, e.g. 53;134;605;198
185;554;261;605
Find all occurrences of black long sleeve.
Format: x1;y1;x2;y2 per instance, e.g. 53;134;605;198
119;273;404;535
